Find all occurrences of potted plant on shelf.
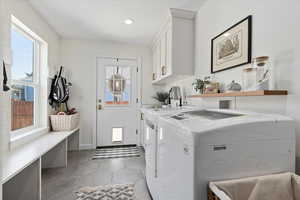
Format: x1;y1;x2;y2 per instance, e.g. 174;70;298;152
193;76;211;94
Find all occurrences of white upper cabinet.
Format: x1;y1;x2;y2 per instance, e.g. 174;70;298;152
160;31;167;77
152;43;158;81
152;8;196;85
165;24;172;77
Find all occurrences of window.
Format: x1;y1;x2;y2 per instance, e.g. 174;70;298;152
10;17;41;134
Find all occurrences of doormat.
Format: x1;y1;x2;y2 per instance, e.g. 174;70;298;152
75;183;136;200
92;146;140;160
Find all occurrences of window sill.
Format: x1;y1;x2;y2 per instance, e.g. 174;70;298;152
10;127;50;150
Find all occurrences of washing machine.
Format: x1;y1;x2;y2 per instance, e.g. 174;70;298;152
157;109;295;200
141;106;197;199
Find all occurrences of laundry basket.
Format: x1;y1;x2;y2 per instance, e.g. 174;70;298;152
208;172;300;200
50;113;79;131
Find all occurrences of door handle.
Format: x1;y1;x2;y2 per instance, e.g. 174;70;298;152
97;105;102;110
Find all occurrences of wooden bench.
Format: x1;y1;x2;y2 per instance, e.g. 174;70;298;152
1;128;80;200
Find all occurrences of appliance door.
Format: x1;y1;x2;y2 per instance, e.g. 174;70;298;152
157;121;194;200
144;118;159;200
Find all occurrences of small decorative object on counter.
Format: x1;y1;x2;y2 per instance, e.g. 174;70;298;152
193;76;211;94
152;91;170;106
242;56;271;91
226;80;242;92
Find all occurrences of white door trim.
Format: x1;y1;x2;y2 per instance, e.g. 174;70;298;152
92;56;142;149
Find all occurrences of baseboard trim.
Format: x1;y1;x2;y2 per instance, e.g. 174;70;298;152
79;144;94;150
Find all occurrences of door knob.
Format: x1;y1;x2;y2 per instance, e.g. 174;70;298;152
97;105;102;110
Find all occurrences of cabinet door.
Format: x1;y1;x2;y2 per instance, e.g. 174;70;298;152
166;25;172;76
160;33;166;76
144;121;159;200
156;40;161;80
152;46;157;81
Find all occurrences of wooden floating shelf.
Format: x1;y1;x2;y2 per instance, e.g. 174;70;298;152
189;90;288;98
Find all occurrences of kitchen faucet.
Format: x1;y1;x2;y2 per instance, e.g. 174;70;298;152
168;86;182;107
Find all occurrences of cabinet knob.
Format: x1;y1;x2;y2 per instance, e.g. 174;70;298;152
183;145;190;155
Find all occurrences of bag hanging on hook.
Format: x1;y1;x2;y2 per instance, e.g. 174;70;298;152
48;66;72;111
3;61;10;92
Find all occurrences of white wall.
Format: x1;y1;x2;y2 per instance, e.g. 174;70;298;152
0;0;4;197
0;0;61;151
0;0;7;198
166;0;300;171
60;39;154;149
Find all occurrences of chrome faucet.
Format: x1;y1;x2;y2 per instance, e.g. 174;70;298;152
168;86;182;107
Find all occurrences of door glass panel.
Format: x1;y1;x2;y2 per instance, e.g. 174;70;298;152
112;128;123;143
104;66;131;105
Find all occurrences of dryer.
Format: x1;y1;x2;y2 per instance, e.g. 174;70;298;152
156;109;295;200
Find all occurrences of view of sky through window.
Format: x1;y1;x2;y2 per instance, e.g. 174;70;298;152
11;27;34;81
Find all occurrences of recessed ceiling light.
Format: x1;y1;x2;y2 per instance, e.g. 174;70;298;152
124;19;134;25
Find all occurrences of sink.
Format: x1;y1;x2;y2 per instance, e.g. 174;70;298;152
171;110;243;121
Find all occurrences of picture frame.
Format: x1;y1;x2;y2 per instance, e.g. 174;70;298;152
211;15;252;73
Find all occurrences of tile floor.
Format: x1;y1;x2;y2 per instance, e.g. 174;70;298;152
42;150;152;200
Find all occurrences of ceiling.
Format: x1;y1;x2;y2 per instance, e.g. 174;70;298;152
29;0;206;46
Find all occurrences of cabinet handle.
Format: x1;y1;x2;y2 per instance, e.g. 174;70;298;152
152;73;156;80
213;145;227;151
161;66;166;76
183;145;190;154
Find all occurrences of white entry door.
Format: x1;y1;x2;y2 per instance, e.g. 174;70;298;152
96;58;139;147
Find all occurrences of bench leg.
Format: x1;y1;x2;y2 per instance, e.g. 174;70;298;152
68;130;79;151
41;139;68;169
3;158;41;200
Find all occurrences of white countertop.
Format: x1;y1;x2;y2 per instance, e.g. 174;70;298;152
159;109;294;134
140;105;198;118
1;128;79;183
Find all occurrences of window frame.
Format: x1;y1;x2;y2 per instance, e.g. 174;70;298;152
10;17;42;138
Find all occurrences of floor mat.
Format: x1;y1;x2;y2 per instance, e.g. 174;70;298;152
75;183;136;200
92;146;141;160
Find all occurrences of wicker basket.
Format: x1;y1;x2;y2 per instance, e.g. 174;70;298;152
208;172;300;200
50;113;79;131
